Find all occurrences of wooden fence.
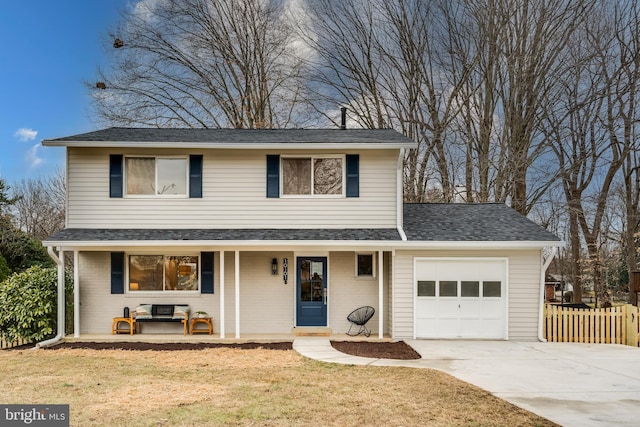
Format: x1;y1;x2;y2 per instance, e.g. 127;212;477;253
0;336;31;350
544;304;640;347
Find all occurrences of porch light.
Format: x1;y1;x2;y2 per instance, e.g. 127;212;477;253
271;258;278;275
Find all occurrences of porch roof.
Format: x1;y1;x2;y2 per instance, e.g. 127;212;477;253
44;228;402;244
43;204;561;248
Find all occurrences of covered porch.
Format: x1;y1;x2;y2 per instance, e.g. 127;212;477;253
45;237;396;344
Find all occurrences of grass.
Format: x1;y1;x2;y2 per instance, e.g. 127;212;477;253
0;347;557;426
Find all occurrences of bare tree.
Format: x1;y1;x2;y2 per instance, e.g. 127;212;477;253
10;170;66;241
299;0;472;201
92;0;309;128
448;0;506;204
543;2;630;305
604;1;640;304
447;0;594;213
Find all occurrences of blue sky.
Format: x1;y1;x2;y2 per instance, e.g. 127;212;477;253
0;1;131;183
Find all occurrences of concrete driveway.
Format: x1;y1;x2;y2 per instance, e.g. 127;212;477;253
294;339;640;427
404;340;640;427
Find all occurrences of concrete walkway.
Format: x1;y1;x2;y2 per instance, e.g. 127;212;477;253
293;339;640;427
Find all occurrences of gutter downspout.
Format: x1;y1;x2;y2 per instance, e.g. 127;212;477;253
538;247;558;342
36;247;65;348
397;148;407;241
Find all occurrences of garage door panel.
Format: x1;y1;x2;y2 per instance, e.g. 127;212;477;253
415;258;507;339
482;299;503;315
459;319;482;337
481;319;504;338
460;301;482;317
416;318;437;337
437;319;459;337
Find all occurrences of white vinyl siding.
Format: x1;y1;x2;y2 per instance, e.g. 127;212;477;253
393;249;542;341
77;252;217;334
232;252;295;334
76;250;388;335
67;148;398;229
328;252;388;335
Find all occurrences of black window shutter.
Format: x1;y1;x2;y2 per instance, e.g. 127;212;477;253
266;155;280;198
111;252;125;294
201;252;214;294
109;155;123;198
346;154;359;198
189;155;203;198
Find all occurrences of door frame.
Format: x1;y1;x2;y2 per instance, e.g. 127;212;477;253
295;256;328;327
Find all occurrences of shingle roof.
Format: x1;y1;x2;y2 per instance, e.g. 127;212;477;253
46;228;401;242
45;204;560;245
43;127;415;146
403;203;560;242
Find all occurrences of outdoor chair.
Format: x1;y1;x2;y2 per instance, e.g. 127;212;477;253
346;306;375;337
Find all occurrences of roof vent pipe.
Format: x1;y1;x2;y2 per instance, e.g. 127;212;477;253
340;107;347;130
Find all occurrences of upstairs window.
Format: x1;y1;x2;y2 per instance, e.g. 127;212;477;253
282;156;343;196
125;157;187;196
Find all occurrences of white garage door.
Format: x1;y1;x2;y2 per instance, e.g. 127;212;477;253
414;258;508;339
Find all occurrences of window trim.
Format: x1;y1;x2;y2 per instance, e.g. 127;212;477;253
123;155;189;198
355;252;376;279
280;154;346;198
126;253;201;295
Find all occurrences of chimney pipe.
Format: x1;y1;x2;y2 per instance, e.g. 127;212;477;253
340;107;347;130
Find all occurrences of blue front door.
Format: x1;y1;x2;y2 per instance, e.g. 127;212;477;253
297;257;327;326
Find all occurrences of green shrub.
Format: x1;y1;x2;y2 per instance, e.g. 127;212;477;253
0;217;53;273
563;291;573;302
0;266;73;342
0;253;9;282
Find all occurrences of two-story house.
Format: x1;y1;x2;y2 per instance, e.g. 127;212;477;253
42;127;561;341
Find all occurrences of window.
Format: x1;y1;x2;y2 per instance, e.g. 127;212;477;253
129;255;199;292
439;281;458;297
461;281;480;297
282;156;343;196
125;157;187;196
483;281;502;297
356;253;375;277
417;280;436;297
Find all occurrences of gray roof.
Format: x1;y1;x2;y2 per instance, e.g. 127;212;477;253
402;203;560;242
46;228;401;242
45;203;560;245
43;127;416;146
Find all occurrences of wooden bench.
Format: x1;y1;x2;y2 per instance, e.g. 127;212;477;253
133;304;189;335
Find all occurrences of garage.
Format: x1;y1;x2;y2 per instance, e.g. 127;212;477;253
414;258;508;339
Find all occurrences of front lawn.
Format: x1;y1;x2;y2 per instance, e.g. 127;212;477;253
0;346;556;426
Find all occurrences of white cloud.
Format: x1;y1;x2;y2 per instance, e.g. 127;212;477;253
14;128;38;142
25;143;44;169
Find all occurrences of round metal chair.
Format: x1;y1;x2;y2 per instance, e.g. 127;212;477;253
346;306;375;337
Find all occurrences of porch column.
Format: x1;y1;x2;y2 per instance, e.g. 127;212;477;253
235;250;240;339
59;249;66;338
219;251;225;339
73;250;80;337
378;251;384;339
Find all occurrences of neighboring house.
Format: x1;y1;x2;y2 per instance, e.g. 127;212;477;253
544;273;572;302
42;127;561;340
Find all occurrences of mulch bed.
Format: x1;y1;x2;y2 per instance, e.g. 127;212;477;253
331;340;421;360
43;342;293;351
17;340;420;360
